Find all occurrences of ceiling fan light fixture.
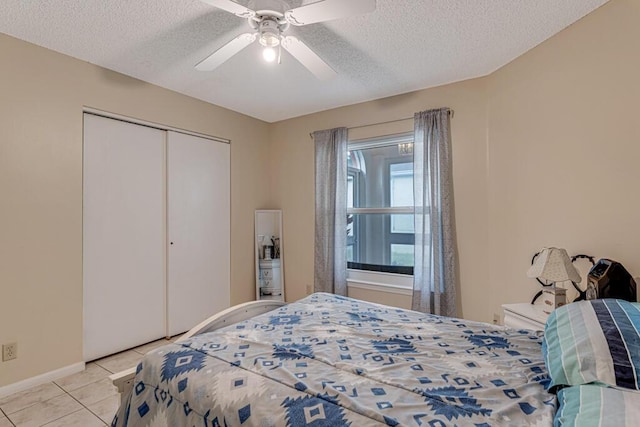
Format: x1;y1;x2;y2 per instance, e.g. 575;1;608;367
258;19;281;47
259;32;280;47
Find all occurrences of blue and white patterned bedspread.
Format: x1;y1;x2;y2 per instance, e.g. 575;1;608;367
113;293;555;426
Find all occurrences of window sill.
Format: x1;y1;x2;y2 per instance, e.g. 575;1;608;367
347;269;413;296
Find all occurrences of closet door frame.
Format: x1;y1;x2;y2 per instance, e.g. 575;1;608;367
83;108;230;359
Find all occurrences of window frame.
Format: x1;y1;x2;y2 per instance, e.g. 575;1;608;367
346;132;414;277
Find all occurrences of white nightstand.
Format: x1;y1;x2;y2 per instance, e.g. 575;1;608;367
502;303;549;331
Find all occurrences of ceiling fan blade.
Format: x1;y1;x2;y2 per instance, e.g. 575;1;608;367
198;0;255;18
285;0;375;26
195;33;256;71
281;36;336;80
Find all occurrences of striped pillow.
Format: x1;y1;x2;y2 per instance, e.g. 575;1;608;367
555;385;640;426
543;299;640;391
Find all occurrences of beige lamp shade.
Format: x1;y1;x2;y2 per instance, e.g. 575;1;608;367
527;247;582;284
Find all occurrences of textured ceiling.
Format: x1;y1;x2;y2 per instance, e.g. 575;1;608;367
0;0;609;122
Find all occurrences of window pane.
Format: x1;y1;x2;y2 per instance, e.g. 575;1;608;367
390;163;414;233
346;245;354;262
391;244;414;267
391;214;413;233
390;163;413;207
347;213;414;273
348;145;413;208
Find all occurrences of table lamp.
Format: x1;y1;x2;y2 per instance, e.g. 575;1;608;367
527;247;581;314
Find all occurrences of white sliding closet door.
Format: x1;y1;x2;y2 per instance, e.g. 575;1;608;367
83;114;166;361
167;131;230;336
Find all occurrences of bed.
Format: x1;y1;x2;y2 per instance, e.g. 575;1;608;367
111;293;556;426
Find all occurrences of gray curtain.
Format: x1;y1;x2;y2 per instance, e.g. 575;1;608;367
314;127;348;296
412;108;458;316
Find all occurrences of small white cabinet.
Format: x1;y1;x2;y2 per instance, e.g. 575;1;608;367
259;259;282;297
255;210;285;301
502;303;549;331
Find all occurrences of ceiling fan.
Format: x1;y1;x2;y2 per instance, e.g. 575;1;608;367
195;0;376;80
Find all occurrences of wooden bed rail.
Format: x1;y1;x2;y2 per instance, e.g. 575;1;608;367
110;299;286;404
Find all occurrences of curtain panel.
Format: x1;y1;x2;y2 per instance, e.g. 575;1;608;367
412;108;458;316
313;127;348;296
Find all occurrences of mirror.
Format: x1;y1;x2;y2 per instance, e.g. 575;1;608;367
255;210;284;301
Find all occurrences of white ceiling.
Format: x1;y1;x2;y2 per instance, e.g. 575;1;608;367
0;0;608;122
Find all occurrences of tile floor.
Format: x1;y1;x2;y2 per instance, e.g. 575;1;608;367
0;338;175;427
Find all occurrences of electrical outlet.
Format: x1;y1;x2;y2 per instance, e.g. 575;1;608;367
492;313;501;325
2;343;17;361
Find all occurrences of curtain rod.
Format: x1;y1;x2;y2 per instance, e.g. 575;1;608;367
309;109;454;139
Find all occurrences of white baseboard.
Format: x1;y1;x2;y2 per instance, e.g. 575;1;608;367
0;362;85;399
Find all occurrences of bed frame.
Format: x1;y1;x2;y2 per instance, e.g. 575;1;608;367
109;299;286;404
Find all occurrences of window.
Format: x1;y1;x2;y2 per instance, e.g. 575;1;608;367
346;133;414;275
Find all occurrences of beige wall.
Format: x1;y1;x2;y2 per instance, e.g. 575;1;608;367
484;0;640;319
270;0;640;323
347;287;412;310
0;34;269;387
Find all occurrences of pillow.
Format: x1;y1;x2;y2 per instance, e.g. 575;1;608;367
543;299;640;391
555;385;640;427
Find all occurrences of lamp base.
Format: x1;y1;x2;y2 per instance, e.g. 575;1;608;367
541;287;567;314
